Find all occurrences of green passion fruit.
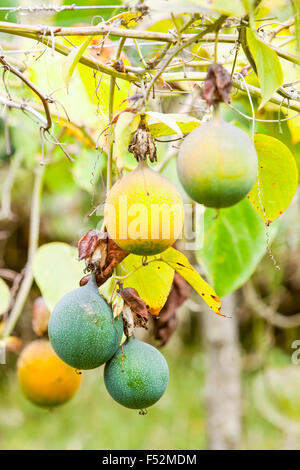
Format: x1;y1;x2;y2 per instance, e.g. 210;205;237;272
104;337;169;410
177;117;258;208
48;275;123;370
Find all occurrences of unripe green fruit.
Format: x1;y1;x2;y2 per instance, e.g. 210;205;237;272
48;276;123;370
177;117;258;208
104;337;169;410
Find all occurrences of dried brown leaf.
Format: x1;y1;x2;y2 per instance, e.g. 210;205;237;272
79;233;129;287
201;63;233;106
78;229;108;270
118;286;148;329
128;115;157;163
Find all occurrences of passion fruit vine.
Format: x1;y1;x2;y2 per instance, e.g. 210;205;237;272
177;116;258;208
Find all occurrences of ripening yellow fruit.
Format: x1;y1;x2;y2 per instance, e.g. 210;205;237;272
105;161;184;255
17;340;82;407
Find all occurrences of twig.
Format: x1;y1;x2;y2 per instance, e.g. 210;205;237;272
0;150;23;220
160;71;300;112
107;37;126;192
243;282;300;328
0;56;52;131
2;163;45;338
0;95;47;126
145;15;228;100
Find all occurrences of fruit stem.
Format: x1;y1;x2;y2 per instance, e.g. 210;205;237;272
107;37;126;194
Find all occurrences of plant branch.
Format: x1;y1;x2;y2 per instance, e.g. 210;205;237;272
161;71;300;112
0;95;47;126
145;15;228;100
2;163;45;338
243;282;300;329
0;150;23;220
0;55;52;131
107;37;126;193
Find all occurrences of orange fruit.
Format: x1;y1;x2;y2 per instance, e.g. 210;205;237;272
17;340;82;407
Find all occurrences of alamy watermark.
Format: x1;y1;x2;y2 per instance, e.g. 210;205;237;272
291;340;300;365
95;199;206;251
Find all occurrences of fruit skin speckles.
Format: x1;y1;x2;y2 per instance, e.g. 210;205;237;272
104;336;169;410
17;339;82;408
177;117;258;209
48;275;123;370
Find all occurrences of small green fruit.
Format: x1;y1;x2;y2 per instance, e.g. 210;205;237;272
104;337;169;410
177;117;258;208
48;276;123;370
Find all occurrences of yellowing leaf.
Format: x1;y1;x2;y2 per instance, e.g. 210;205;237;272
246;28;283;108
119;254;174;316
0;278;10;315
63;36;93;91
145;111;183;137
160;248;223;316
248;134;298;223
288;115;300;144
147;113;201;138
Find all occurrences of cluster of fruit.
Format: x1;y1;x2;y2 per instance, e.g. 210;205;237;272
18;276;169;411
18;111;258;412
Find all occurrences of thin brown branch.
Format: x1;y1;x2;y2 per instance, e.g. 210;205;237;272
145;15;228;100
243;282;300;329
0;55;52;131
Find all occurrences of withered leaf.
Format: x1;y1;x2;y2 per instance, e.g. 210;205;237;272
122;304;135;337
153;272;191;347
128;115;157;163
112;293;124;319
201;63;233;106
112;59;126;73
80;233;128;287
118;286;148;329
78;229;108;270
32;296;50;337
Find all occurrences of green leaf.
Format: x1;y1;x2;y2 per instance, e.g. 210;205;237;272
33;243;85;312
160;247;223;315
0;278;10;315
72;147;106;194
246;28;283;108
248;134;298;222
63;36;93;91
147;113;201;137
198;198;278;297
119;254;174;316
